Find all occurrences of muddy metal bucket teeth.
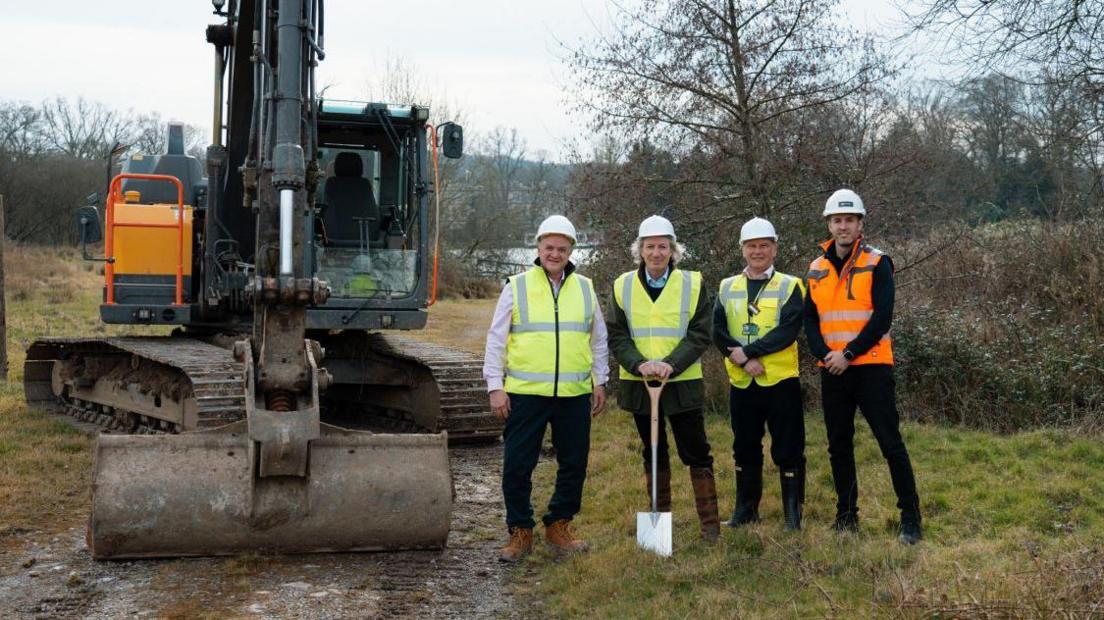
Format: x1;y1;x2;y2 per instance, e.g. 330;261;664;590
89;423;451;558
87;344;453;559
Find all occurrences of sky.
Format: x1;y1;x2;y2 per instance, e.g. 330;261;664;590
4;0;929;162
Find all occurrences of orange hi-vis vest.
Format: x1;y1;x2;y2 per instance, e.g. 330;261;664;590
806;238;894;366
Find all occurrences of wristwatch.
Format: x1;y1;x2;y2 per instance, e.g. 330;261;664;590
842;349;855;361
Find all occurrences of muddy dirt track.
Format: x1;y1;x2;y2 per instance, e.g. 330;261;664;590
0;444;541;619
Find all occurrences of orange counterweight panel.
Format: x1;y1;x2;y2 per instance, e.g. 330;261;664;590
112;202;194;276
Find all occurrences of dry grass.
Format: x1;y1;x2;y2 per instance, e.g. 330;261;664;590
0;384;91;545
4;243;100;305
414;297;498;354
0;244;156;542
529;409;1104;618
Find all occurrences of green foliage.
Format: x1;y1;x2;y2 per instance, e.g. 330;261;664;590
893;220;1104;430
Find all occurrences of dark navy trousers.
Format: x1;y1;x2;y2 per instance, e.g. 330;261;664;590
821;365;920;515
502;393;592;529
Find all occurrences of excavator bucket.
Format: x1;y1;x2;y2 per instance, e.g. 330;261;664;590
88;421;452;559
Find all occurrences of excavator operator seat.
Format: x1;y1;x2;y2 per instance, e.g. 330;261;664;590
323;152;381;247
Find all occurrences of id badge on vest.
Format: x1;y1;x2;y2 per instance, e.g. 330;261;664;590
742;323;759;336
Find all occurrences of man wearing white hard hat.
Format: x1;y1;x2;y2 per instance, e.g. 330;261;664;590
713;217;807;530
483;214;609;562
804;189;922;545
607;215;720;542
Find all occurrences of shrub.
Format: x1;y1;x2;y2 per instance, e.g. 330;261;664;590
892;219;1104;431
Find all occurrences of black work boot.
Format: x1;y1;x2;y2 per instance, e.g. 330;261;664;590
832;511;859;532
898;508;922;545
726;465;762;528
780;468;804;531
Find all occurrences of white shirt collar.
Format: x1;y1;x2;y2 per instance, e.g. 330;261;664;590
743;265;775;281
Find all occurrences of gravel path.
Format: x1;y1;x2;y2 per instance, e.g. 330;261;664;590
0;444;538;619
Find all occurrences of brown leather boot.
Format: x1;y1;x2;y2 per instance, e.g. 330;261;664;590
645;463;672;512
545;519;588;555
498;526;533;563
690;467;721;543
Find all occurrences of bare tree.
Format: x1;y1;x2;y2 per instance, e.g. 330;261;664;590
569;0;893;217
129;113;207;158
906;0;1104;94
40;97;131;160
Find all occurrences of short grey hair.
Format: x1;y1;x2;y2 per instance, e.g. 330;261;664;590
630;236;686;266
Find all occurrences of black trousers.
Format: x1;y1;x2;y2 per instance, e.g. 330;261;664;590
728;377;805;472
501;393;591;529
631;408;713;472
821;365;920;514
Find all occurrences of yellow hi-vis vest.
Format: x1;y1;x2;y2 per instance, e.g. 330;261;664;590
718;272;804;388
504;267;596;397
613;268;703;382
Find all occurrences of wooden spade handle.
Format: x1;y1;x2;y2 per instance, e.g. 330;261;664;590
644;376;667;448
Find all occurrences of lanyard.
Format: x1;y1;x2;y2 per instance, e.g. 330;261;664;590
742;273;774;342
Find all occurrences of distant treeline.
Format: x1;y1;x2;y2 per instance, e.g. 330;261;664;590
0;98;205;243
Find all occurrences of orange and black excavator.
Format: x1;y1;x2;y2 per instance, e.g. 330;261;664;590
23;0;501;558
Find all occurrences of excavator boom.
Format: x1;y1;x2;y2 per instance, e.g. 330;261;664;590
42;0;475;558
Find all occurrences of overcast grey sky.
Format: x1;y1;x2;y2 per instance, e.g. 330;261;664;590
5;1;917;161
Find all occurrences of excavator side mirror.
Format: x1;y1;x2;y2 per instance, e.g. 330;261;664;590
440;122;463;159
77;205;103;245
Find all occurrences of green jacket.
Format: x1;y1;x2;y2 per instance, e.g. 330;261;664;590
606;266;712;415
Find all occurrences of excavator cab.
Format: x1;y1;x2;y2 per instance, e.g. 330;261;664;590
312;102;426;304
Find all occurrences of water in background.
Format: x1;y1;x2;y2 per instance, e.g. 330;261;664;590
457;247;595;280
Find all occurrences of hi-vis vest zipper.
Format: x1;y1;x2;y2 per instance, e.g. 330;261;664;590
504;267;596;397
613;269;703;382
718;273;803;387
806;239;894;365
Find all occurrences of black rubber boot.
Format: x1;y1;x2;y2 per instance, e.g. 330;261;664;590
898;507;922;545
726;465;762;527
780;468;803;531
832;511;859;532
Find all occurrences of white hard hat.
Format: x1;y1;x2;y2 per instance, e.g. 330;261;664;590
739;217;777;244
822;189;867;217
535;215;577;245
638;215;676;241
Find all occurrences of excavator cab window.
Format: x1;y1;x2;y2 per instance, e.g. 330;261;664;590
315;141;417;300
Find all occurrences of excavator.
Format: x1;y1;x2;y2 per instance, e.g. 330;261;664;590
22;0;501;558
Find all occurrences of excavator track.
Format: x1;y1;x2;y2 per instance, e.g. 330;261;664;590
24;337;246;434
25;334;502;442
370;333;502;442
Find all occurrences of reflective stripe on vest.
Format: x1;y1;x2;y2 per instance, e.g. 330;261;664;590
614;269;703;382
504;267;595;396
807;240;894;365
719;272;803;388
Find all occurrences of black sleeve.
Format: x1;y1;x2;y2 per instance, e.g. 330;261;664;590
743;284;804;358
845;257;894;356
712;297;740;355
804;286;831;360
663;288;712;376
606;290;648;376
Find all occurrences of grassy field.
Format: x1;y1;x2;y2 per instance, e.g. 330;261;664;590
527;412;1104;617
2;248;1103;617
0;245;154;539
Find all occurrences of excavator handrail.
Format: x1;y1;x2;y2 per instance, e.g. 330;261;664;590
428;123;441;306
104;172;186;306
